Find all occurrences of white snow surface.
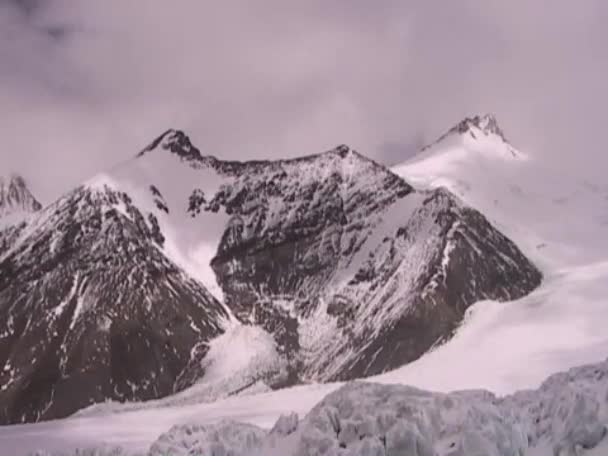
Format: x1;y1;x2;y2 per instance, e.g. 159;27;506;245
200;323;281;384
3;122;608;455
13;360;608;455
92;139;231;304
392;123;608;268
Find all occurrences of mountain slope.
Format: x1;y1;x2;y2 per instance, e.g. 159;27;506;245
101;129;542;382
0;122;542;424
393;114;608;267
373;114;608;394
0;182;228;424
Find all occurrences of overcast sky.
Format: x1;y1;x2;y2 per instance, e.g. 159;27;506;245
1;0;607;202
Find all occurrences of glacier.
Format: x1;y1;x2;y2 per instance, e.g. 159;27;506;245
17;358;608;455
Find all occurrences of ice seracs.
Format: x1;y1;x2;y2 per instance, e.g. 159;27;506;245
36;357;608;456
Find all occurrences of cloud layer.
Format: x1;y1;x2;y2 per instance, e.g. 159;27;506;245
1;0;607;201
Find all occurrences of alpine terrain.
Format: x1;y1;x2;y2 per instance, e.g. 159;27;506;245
0;174;42;256
0;115;542;426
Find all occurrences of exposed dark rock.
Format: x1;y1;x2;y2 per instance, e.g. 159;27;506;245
0;127;542;424
198;144;541;382
0;184;227;424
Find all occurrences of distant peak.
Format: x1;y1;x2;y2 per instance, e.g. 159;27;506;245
421;113;510;153
452;114;507;141
0;174;29;194
137;129;204;162
0;173;42;216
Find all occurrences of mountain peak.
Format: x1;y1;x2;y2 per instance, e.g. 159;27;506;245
331;144;352;157
137;129;204;162
420;113;511;154
0;173;42;217
454;114;505;138
449;113;507;142
0;173;26;189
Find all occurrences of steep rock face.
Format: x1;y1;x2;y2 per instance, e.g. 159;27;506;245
314;188;541;381
203;147;414;364
28;358;608;455
0;183;227;424
202;149;541;381
139;130;540;382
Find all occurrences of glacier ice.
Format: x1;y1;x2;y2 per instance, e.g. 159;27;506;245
29;358;608;456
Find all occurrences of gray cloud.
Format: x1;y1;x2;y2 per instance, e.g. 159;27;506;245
379;131;428;166
1;0;607;202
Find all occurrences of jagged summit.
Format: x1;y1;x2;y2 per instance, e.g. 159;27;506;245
408;113;524;163
136;128;373;179
138;129;204;162
0;173;42;218
421;113;510;152
453;113;506;139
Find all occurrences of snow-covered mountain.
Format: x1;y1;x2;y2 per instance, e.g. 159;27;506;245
109;129;541;382
393;114;608;268
0;117;542;425
0;174;42;219
0;174;42;256
2;113;607;455
0;181;229;424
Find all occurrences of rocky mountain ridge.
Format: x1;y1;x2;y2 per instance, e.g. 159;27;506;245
0;116;542;424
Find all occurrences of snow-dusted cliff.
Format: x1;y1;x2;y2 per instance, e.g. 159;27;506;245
0;117;541;425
